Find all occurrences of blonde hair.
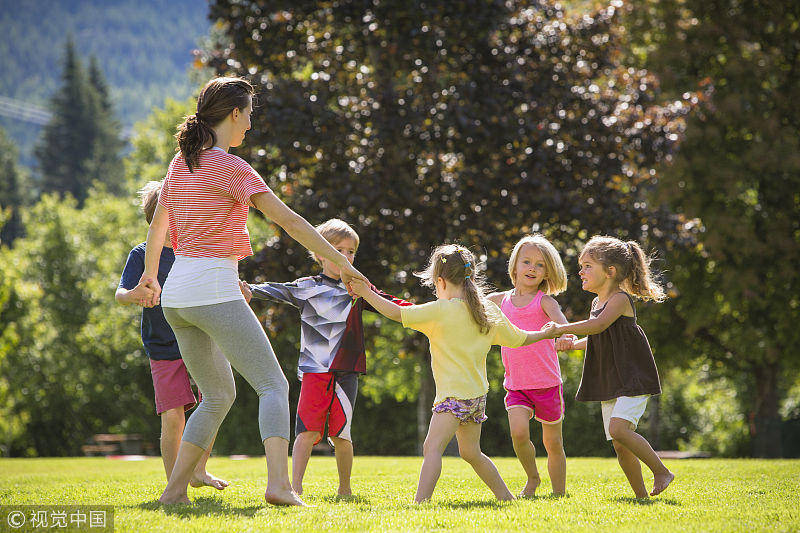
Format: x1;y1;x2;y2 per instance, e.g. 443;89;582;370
309;218;360;264
138;181;162;224
415;244;497;334
580;236;666;302
507;234;567;295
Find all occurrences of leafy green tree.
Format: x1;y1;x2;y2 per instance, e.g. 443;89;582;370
206;0;695;451
625;0;800;457
35;39;124;204
0;127;25;244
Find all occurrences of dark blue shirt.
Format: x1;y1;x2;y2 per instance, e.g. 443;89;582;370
118;243;181;361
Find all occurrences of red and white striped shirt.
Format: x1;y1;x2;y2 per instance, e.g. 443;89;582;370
158;148;270;260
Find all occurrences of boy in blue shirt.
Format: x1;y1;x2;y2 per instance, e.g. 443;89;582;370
116;181;227;490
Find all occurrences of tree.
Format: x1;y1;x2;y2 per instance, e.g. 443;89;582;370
625;0;800;457
204;0;696;449
0;128;25;244
35;39;124;204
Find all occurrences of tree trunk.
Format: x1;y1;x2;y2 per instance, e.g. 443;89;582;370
752;360;782;458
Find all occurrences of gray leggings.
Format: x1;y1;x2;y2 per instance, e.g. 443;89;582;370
163;299;290;449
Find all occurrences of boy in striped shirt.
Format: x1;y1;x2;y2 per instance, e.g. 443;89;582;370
241;219;410;497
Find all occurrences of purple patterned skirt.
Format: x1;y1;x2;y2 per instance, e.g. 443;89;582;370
432;394;488;424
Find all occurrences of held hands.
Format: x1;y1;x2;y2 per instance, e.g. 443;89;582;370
138;274;161;308
540;321;561;339
347;278;371;298
555;334;577;351
338;260;369;288
239;280;253;303
128;282;155;307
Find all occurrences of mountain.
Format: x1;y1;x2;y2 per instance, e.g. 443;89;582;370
0;0;211;167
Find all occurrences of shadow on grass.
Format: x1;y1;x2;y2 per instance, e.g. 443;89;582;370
135;496;273;518
612;496;680;506
318;494;372;505
517;493;572;501
435;500;510;509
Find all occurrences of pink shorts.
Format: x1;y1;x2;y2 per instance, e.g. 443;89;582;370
504;384;564;424
149;358;200;415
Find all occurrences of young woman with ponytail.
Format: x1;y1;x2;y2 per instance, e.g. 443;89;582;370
543;235;675;498
138;77;368;506
348;244;554;503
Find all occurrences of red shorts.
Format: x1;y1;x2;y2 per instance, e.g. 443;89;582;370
504;384;564;424
149;358;200;415
296;372;358;443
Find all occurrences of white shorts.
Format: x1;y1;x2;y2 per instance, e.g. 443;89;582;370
601;395;649;441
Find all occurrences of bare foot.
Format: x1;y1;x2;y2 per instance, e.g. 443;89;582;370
497;492;516;502
265;488;308;507
337;487;352;497
519;476;541;498
651;471;675;496
158;491;191;505
292;484;303;496
190;471;229;490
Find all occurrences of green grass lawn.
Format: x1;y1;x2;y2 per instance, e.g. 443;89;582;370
1;456;798;532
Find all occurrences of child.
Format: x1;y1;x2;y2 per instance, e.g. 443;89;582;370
240;218;410;497
115;181;227;490
349;244;555;503
487;234;573;497
543;236;675;498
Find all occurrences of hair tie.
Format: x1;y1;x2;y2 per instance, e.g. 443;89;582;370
441;257;447;263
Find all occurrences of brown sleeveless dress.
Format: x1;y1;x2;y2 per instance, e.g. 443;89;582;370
575;293;661;402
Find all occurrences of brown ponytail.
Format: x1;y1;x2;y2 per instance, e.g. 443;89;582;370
580;236;666;302
415;244;497;333
175;77;254;172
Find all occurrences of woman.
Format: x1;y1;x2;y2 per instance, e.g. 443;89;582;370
140;77;367;506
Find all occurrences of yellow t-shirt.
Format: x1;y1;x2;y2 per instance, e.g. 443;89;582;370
401;298;527;403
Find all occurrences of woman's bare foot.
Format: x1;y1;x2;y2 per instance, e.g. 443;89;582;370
651;471;675;496
158;490;191;505
265;487;308;506
190;471;229;490
519;476;541;498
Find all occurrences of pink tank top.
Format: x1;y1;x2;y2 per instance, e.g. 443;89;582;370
500;291;562;390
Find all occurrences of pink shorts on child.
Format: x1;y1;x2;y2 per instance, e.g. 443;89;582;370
504;384;564;424
149;358;200;415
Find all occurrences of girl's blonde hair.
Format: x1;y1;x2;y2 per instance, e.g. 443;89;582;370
415;244;497;334
580;236;666;302
507;234;567;295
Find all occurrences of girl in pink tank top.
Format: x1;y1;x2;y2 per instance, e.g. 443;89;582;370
488;234;573;497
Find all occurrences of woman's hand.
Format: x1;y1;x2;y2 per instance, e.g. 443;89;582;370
338;261;369;288
348;278;370;298
138;274;161;307
540;322;561;339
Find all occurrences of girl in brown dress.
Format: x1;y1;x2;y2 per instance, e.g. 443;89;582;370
543;236;675;498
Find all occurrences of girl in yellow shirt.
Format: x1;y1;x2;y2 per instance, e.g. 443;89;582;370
349;244;553;503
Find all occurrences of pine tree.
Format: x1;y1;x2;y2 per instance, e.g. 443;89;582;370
35;40;124;204
86;55;125;195
0;127;24;244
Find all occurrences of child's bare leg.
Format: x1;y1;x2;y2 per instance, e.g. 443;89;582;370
507;408;540;497
456;422;514;501
190;434;228;490
415;412;460;503
541;422;566;496
611;439;647;498
330;437;353;496
608;418;674;496
291;431;319;495
160;407;185;480
159;440;206;504
264;436;306;506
